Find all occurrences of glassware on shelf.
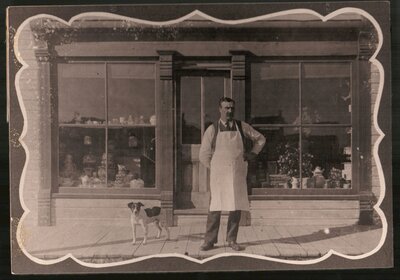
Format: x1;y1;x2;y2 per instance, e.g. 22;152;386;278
73;112;82;124
60;154;78;186
115;164;128;187
149;115;156;125
80;174;90;187
128;133;139;148
98;152;116;183
83;135;92;145
91;172;102;188
128;115;134;125
130;173;144;188
82;151;97;177
311;166;325;188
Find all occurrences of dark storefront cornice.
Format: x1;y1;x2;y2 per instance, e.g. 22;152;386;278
29;17;371;45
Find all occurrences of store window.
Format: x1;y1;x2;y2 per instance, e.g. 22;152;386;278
58;62;156;189
249;62;352;190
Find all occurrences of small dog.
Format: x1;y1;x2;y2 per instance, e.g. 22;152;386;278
128;202;170;245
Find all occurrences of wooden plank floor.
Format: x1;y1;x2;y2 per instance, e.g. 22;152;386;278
21;222;382;262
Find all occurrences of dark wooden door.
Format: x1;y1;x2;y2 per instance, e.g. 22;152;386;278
175;71;231;209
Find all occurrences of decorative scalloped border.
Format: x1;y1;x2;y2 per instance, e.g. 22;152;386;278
13;7;387;268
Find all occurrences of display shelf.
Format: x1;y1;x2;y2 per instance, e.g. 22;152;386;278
59;123;106;128
58;186;159;194
59;123;155;128
107;124;155;128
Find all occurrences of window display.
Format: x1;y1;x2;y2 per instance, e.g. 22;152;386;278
57;63;156;189
250;62;352;190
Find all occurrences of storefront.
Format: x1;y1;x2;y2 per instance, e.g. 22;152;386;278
17;9;380;227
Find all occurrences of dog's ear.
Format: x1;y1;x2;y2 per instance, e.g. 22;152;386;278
138;202;144;207
128;202;134;209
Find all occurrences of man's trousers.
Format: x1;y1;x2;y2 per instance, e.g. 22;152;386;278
203;210;241;244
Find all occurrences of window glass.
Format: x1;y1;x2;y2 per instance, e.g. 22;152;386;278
251;63;299;124
302;63;351;124
247;127;299;189
58;62;157;189
302;127;352;189
58;63;105;124
248;61;352;191
108;64;155;125
107;127;155;188
59;127;105;187
107;63;156;188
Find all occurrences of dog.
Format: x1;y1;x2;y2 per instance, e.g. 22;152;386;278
128;202;170;245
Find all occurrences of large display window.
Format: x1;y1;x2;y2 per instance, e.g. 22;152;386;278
249;61;355;193
57;62;156;190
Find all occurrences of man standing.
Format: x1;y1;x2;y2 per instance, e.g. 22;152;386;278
199;97;266;251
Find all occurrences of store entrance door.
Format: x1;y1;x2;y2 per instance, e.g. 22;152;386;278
175;70;231;209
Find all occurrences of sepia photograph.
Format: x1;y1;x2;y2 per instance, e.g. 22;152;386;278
7;1;392;274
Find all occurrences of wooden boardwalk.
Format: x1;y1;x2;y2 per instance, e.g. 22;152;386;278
20;222;382;263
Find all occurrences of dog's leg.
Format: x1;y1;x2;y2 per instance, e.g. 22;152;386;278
141;221;148;245
130;216;136;244
155;220;162;239
160;221;170;240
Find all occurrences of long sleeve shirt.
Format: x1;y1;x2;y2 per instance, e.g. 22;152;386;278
199;120;266;169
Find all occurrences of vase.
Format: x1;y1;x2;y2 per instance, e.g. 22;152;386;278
150;115;156;125
291;177;299;189
302;177;309;189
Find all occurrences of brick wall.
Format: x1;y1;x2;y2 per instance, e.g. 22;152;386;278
370;63;381;199
16;23;42;225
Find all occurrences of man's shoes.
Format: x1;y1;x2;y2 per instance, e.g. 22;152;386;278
227;241;244;251
200;242;215;251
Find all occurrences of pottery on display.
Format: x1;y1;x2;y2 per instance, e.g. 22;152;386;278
150;115;156;125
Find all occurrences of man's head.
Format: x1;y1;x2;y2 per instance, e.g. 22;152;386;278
219;97;235;122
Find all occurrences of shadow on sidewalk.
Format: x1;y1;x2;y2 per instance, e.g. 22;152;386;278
29;223;382;255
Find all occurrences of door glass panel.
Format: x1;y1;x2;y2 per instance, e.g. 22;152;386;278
203;76;226;129
181;76;201;144
302;63;351;124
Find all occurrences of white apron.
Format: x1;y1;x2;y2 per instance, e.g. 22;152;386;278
209;123;250;211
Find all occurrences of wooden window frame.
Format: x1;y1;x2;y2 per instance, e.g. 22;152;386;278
247;57;360;196
51;58;161;198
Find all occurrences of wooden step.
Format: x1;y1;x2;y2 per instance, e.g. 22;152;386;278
174;200;360;226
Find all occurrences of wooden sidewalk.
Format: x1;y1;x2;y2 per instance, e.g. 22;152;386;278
20;222;382;263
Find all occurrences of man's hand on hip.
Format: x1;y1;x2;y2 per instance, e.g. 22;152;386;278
243;152;257;161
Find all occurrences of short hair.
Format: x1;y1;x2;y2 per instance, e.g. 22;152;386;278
219;97;235;107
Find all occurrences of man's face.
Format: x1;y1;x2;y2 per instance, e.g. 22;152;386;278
219;101;235;121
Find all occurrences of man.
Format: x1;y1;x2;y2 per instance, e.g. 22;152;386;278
198;97;266;251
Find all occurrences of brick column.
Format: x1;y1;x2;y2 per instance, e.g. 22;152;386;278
357;31;377;225
157;51;175;226
34;47;52;226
